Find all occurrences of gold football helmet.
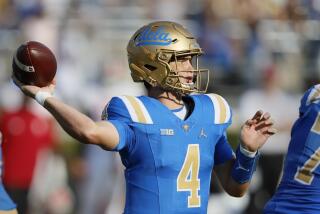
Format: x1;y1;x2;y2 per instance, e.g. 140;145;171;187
127;21;209;94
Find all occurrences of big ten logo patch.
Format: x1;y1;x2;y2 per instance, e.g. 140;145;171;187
160;129;175;136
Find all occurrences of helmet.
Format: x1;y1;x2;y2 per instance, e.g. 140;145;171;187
127;21;209;95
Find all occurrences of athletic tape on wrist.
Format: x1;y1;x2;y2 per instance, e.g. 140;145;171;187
239;144;257;158
231;145;259;184
35;91;52;106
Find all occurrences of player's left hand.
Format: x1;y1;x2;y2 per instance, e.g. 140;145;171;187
240;110;277;152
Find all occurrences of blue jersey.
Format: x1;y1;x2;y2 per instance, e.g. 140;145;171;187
264;84;320;214
0;138;16;211
103;94;234;214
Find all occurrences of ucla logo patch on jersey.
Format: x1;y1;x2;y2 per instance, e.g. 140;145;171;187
135;26;173;46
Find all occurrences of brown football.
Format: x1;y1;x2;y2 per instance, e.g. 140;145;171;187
12;41;57;87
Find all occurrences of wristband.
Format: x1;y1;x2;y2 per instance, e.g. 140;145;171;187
239;144;257;158
231;145;259;184
35;91;53;106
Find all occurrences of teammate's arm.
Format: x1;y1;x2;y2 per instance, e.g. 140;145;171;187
12;77;119;150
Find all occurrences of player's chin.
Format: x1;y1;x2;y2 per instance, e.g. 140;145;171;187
181;82;195;89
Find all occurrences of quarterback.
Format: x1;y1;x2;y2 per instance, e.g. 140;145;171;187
13;21;276;213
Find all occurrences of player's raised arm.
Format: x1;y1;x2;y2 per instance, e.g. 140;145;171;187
12;76;120;150
214;110;276;196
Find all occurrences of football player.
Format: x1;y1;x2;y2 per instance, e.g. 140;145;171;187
264;84;320;214
0;132;17;214
13;21;276;213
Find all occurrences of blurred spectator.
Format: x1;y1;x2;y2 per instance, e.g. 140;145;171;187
0;131;18;214
28;145;74;214
0;95;58;214
238;64;299;214
303;0;320;19
147;0;188;20
77;145;117;214
199;0;235;75
208;177;249;214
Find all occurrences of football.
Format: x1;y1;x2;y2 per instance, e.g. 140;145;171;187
12;41;57;87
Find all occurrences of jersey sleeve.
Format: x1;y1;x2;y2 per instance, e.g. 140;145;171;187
203;93;232;126
299;84;320;116
197;94;234;164
101;96;135;152
214;133;235;165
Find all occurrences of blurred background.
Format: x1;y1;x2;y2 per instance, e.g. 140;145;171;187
0;0;319;213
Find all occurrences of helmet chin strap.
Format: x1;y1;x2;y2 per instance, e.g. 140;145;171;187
159;94;184;106
147;86;184;106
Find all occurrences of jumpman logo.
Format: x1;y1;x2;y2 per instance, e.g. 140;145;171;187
199;128;207;138
236;160;250;172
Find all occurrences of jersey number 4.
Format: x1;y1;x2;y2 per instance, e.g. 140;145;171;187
177;144;201;208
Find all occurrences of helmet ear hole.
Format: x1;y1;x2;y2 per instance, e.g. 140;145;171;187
144;64;157;71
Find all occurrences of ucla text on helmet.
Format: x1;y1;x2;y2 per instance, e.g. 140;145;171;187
135;26;173;46
127;21;210;95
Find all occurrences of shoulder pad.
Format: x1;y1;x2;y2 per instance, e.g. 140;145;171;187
300;84;320;115
101;96;131;122
205;93;232;124
114;95;153;124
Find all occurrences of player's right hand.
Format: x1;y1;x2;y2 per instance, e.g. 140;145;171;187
11;75;55;98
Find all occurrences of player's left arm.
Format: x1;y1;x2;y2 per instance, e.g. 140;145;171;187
214;110;276;197
214;158;249;197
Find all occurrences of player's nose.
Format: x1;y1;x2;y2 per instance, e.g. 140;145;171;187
184;60;194;70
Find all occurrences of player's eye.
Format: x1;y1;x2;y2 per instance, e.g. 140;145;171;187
176;56;192;63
